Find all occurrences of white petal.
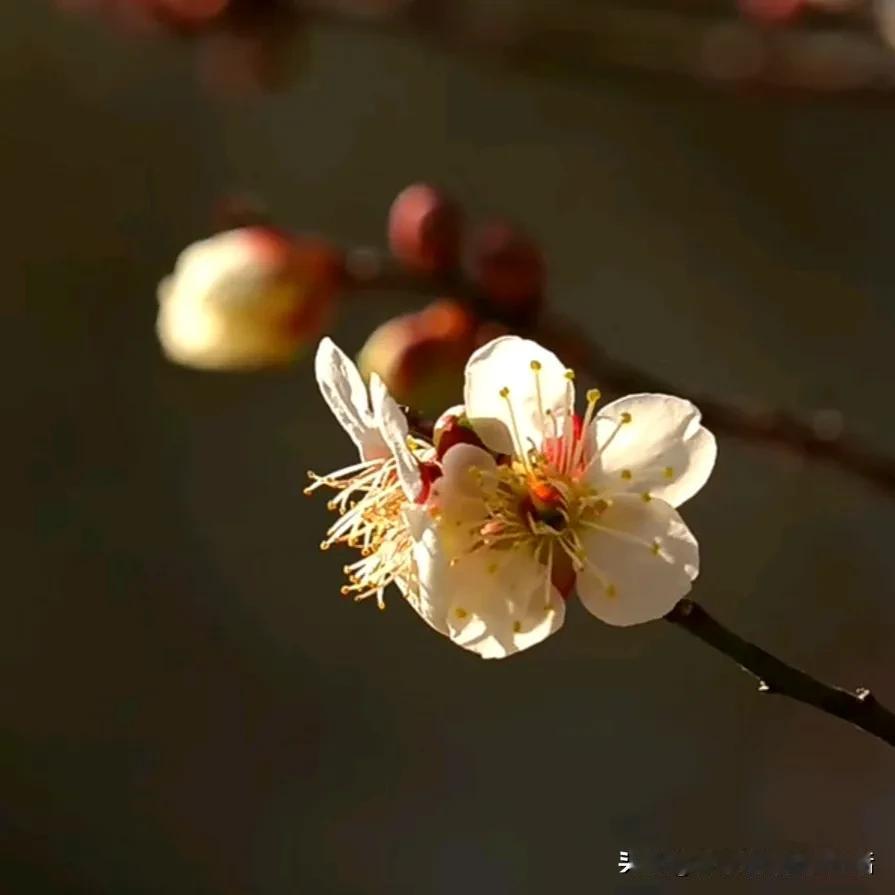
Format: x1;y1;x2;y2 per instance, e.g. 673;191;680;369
587;394;716;508
410;521;565;658
576;494;698;627
464;336;573;457
430;443;498;519
314;338;387;460
369;372;421;500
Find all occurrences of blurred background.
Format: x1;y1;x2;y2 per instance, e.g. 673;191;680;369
4;1;895;892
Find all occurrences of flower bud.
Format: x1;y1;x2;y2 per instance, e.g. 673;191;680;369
467;220;544;323
157;227;343;370
433;412;486;460
158;0;229;27
357;300;477;415
737;0;803;23
388;183;462;274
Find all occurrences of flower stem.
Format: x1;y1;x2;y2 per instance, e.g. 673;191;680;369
665;598;895;749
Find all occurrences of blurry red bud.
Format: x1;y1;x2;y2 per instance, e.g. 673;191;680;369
357;299;478;415
737;0;803;24
467;220;545;323
388;183;462;274
159;0;229;24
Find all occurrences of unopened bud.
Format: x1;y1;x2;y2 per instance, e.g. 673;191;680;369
357;300;477;415
737;0;803;24
156;227;343;370
467;220;544;323
388;183;462;274
433;412;487;460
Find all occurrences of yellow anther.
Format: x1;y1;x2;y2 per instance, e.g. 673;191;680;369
512;621;522;633
455;607;468;619
664;466;674;479
499;386;510;398
651;540;661;556
606;584;617;598
530;360;542;371
564;369;575;381
340;586;351;595
378;602;386;612
620;412;632;424
620;469;632;481
641;492;652;502
320;541;330;551
586;388;601;403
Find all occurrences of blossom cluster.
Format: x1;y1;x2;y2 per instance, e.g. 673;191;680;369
307;334;716;658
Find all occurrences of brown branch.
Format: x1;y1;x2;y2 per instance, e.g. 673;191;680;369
665;598;895;748
537;317;895;497
347;256;895;498
305;0;895;96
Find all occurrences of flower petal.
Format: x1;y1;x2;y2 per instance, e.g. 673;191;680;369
369;372;422;500
464;336;573;457
576;494;698;627
587;394;716;508
314;338;387;460
410;520;565;658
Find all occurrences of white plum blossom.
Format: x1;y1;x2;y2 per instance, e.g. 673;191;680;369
305;338;430;608
408;335;717;658
308;334;716;661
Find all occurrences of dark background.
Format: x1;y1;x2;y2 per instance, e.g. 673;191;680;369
3;3;894;893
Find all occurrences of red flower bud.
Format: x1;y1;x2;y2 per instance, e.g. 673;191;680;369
357;300;478;415
738;0;803;24
467;220;544;323
434;414;486;460
388;183;462;274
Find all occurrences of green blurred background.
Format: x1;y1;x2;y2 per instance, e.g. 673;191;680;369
2;2;893;893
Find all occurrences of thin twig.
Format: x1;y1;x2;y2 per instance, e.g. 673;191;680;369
537;316;895;496
348;258;895;498
665;598;895;748
305;0;895;96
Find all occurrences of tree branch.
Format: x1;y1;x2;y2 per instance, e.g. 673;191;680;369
347;257;895;499
665;598;895;749
306;0;895;96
